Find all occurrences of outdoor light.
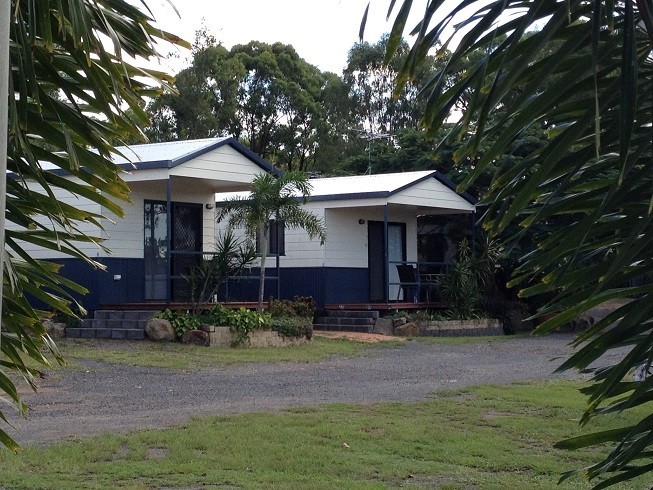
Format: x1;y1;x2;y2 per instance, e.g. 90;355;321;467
358;219;366;225
206;203;215;210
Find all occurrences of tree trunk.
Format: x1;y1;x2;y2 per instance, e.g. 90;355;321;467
258;224;268;313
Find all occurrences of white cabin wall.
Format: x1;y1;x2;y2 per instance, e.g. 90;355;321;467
7;180;104;260
389;179;475;212
170;145;268;188
322;206;417;268
103;180;217;259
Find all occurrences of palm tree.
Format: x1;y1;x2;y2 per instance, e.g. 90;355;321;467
376;0;653;486
1;1;186;450
219;172;326;312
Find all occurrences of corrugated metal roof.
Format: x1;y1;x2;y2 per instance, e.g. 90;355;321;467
308;171;435;197
29;137;279;177
111;137;230;165
215;170;476;206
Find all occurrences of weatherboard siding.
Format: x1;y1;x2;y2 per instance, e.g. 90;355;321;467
170;146;267;184
389;179;475;212
9;181;104;260
102;183;217;259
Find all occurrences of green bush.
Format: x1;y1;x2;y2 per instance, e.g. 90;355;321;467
154;309;201;338
268;296;316;319
198;305;270;346
269;316;313;340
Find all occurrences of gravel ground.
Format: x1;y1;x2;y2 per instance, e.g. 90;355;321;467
5;332;627;447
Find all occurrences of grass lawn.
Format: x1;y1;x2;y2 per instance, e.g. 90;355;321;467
3;380;652;489
51;336;404;370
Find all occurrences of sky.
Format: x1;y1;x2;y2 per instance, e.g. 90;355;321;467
145;0;429;75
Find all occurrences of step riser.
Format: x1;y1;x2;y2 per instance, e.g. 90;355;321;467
325;310;379;319
315;317;375;326
313;325;373;333
66;310;156;340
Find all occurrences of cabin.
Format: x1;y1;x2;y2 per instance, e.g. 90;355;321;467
216;171;477;308
13;138;278;311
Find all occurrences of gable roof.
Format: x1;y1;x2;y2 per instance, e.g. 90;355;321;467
216;170;477;206
305;171;477;205
34;137;279;176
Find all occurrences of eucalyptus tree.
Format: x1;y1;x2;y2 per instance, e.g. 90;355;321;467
376;0;653;486
147;39;329;172
218;172;326;312
2;0;184;450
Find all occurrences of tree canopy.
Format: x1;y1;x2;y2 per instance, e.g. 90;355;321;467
378;0;653;486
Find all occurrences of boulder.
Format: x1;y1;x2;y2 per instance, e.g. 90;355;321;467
504;308;533;334
145;318;175;342
572;313;594;331
43;319;65;339
394;321;421;337
373;318;394;335
181;329;210;346
392;317;407;328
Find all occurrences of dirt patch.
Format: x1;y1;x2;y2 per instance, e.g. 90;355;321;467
313;331;405;343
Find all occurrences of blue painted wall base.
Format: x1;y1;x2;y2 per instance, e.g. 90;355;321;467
36;259;369;311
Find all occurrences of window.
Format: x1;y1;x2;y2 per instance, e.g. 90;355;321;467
256;220;285;256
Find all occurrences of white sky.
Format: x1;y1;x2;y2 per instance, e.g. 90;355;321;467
145;0;430;75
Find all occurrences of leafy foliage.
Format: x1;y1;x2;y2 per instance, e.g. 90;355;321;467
2;0;185;451
269;316;313;340
438;238;501;320
379;0;653;485
154;309;201;339
186;229;256;314
267;296;316;319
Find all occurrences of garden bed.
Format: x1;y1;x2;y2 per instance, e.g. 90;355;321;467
208;326;311;348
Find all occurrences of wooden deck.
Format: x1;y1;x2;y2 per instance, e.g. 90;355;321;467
325;302;448;311
100;301;264;311
100;301;447;313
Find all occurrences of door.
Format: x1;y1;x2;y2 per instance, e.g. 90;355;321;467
144;201;203;301
144;201;168;300
368;221;406;302
171;202;203;301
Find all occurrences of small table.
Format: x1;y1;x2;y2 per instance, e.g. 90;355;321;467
419;274;442;302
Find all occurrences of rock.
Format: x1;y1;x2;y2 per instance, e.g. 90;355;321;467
504;308;533;334
373;318;394;335
392;317;407;328
394;321;420;337
572;313;594;331
43;319;65;338
145;318;175;342
199;323;213;333
181;329;210;346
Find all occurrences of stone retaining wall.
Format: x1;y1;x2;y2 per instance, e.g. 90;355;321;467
390;318;504;337
420;318;503;337
207;326;311;348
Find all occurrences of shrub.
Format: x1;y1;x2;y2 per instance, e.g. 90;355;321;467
154;309;201;338
267;296;316;319
269;316;313;340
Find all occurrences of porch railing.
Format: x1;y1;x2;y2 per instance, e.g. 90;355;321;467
166;250;278;303
387;260;451;303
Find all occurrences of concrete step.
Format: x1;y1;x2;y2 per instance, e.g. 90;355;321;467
315;317;376;326
325;310;379;319
313;324;373;333
66;327;146;340
93;310;157;321
87;319;149;330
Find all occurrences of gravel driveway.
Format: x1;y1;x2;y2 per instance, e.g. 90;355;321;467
6;333;622;446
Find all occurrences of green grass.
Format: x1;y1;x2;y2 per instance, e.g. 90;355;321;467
53;336;403;370
3;380;652;489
